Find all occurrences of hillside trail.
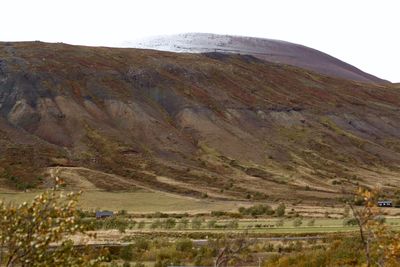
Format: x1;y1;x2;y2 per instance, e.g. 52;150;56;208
47;166;243;204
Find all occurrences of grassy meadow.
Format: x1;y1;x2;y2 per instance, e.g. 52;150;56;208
2;189;400;236
0;189;245;213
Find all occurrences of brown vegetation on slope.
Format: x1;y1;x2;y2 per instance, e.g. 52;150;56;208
0;42;399;203
128;33;388;83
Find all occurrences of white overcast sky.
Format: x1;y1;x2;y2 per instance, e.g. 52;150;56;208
1;0;399;82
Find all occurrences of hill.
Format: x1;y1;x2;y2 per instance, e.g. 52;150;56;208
124;33;388;83
1;41;400;204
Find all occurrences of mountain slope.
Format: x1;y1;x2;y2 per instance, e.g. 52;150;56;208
124;33;387;84
1;41;400;204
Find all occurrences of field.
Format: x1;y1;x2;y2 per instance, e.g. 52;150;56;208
2;189;400;238
2;185;400;266
0;189;251;213
90;217;400;240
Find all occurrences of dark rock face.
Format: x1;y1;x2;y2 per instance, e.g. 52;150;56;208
0;41;399;202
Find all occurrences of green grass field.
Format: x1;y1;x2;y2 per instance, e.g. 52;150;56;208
0;190;243;213
2;190;400;235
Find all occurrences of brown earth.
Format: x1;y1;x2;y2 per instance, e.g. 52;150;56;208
0;41;400;204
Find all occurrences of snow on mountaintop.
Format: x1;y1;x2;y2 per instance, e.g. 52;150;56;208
121;33;387;84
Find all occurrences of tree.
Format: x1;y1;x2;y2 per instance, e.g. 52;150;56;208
164;218;176;229
207;219;217;229
227;220;239;229
177;218;189;229
191;217;203;229
213;234;252;267
118;220;127;233
348;187;377;267
275;203;286;217
349;187;400;266
0;188;104;266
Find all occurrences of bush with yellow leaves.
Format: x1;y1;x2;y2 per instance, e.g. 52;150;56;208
347;187;400;267
0;188;104;266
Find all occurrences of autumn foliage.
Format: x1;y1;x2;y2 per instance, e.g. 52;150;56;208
0;188;103;266
351;188;400;266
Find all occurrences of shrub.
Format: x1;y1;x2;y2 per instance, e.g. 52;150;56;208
191;217;203;229
135;238;150;252
118;209;128;216
354;196;365;206
307;219;316;226
228;212;243;218
177;218;189;229
264;243;274;252
118;222;127;233
99;217;129;231
207;219;217;228
120;245;134;261
211;211;227;217
227;220;239;229
293;218;303;227
238;204;274;217
137;221;146;229
275;203;286;217
374;215;386;224
164;218;176;229
194;246;215;266
175;238;193;253
343;218;358;226
154;248;181;267
151;219;162;229
0;189;105;266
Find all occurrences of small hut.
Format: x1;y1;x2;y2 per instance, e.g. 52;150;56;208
96;210;114;219
377;200;392;207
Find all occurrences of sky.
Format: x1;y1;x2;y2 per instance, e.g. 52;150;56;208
1;0;399;82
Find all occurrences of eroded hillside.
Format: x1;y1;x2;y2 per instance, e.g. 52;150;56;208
1;42;400;203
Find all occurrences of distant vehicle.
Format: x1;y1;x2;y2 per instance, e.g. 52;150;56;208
377;200;392;207
96;210;114;219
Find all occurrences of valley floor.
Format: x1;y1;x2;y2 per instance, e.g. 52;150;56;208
1;188;399;217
